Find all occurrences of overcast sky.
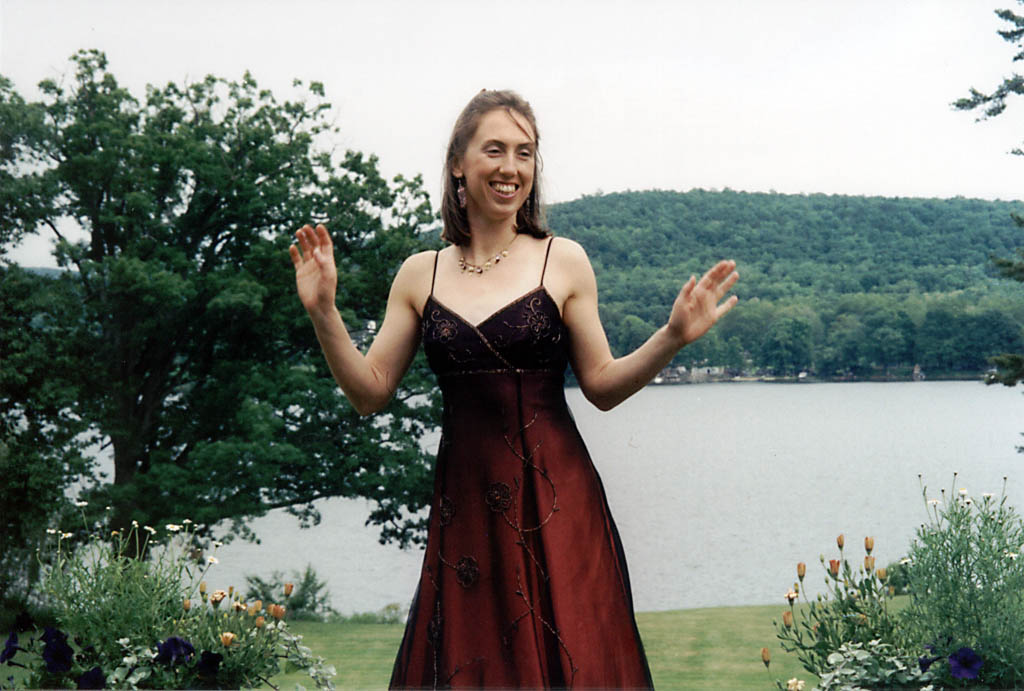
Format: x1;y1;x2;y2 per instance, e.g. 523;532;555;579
2;0;1023;267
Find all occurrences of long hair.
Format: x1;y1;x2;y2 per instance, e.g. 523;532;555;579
441;89;548;246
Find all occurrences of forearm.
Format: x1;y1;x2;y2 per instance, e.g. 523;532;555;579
581;325;685;411
308;306;393;415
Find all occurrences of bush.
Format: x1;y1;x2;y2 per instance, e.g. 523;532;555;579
899;476;1024;689
772;533;902;679
3;521;335;689
342;603;406;624
815;639;935;691
245;564;337;622
768;476;1024;689
881;558;911;596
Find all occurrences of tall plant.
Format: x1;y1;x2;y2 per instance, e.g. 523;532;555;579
900;477;1024;688
0;51;440;571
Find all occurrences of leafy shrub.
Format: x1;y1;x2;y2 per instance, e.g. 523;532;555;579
342;602;406;624
769;476;1024;689
773;533;901;677
881;558;911;596
814;639;935;691
245;563;337;621
899;477;1024;689
3;521;335;689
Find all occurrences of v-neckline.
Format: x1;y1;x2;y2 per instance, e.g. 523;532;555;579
425;286;558;329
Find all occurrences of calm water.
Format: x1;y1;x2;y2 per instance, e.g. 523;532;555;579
212;381;1024;614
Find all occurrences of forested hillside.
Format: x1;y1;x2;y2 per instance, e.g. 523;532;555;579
547;189;1024;378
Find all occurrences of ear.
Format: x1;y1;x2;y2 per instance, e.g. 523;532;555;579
451;159;464;179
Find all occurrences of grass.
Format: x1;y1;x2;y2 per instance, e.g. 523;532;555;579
274;604;814;689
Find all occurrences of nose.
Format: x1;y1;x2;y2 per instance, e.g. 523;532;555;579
497;152;516;176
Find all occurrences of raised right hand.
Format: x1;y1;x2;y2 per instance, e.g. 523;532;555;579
289;224;338;316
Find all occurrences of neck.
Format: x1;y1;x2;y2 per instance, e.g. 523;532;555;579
464;212;518;262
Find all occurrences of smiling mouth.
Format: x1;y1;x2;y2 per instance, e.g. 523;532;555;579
490;182;518;196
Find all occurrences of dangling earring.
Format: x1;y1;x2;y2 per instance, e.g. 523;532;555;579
457;178;467;209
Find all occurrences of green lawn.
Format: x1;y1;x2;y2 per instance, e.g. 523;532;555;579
275;604;813;689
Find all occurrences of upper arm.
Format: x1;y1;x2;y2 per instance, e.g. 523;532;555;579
557;240;616;399
362;251;433;398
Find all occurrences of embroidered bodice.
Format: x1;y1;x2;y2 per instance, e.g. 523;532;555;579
421;287;569;377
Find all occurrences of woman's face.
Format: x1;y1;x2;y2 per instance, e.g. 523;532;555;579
453;108;535;225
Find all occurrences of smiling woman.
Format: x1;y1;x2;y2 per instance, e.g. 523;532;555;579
290;89;739;689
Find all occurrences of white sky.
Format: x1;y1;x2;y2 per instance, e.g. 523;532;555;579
2;0;1023;267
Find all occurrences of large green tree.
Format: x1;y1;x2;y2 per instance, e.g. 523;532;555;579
956;2;1024;385
0;51;439;575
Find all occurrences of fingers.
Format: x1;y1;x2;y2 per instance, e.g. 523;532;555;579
716;294;739;319
699;259;736;286
315;224;332;251
718;268;739;296
681;275;696;298
288;243;302;270
292;223;332;262
696;260;738;298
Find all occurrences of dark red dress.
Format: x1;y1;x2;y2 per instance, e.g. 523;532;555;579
390;241;653;689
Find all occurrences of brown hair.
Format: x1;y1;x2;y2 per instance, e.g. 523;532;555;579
441;89;549;246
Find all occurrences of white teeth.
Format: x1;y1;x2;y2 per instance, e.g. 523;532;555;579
492;182;517;194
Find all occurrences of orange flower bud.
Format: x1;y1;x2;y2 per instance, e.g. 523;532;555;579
829;559;840;577
253;599;263;613
796;562;806;581
254;615;266;629
220;631;236;646
864;556;875;572
199;581;207;595
284;582;295;597
761;647;771;668
232;601;246;612
183;598;191;612
793;582;800;595
782;611;793;628
228;585;234;597
836;534;845;550
271;604;287;620
877;567;888;581
889;586;896;596
785;589;798;604
864;536;874;554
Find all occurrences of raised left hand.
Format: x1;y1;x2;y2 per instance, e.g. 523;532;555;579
666;260;739;346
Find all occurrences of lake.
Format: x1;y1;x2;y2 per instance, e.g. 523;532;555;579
211;380;1024;614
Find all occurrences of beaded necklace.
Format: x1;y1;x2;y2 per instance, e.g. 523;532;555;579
458;233;519;274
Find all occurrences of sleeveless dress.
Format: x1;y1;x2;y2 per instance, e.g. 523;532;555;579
390;239;654;689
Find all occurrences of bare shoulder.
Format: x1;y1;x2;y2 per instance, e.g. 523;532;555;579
391;249;439;312
544;236;596;308
547;236;593;273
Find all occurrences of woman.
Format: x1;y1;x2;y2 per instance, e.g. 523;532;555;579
290;90;738;689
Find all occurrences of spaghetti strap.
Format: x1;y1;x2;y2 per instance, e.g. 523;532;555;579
430;250;439;296
539;236;555;286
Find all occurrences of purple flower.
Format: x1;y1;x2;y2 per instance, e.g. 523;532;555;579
76;666;105;689
949;646;983;680
155;636;195;666
40;627;74;673
918;654;940;673
1;632;24;665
